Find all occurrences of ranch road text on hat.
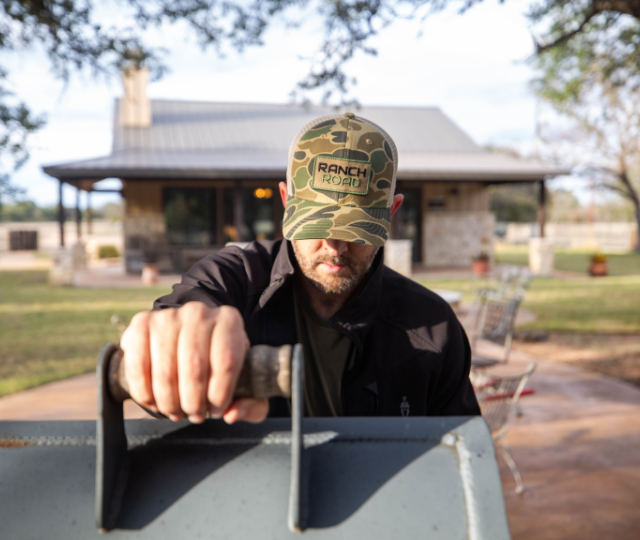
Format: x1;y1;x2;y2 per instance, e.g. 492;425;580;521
283;113;399;247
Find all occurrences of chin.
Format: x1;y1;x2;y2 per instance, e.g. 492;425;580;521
310;274;359;295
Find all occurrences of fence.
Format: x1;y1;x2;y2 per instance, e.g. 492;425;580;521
0;220;123;255
8;230;38;251
501;222;637;252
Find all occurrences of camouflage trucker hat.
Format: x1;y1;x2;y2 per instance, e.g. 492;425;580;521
283;112;398;247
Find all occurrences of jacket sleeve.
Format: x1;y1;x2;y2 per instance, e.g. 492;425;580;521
429;310;481;416
153;245;269;317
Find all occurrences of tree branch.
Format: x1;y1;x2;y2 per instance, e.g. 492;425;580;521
535;6;597;54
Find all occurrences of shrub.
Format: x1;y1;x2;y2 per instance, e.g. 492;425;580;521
98;245;119;259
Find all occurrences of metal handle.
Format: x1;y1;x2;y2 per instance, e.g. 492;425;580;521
106;344;293;404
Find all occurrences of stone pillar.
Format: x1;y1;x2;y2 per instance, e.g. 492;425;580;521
529;237;554;276
50;243;86;286
384;240;413;277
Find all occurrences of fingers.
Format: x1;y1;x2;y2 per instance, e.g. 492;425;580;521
121;311;155;411
223;398;269;424
149;308;183;421
122;302;262;425
208;306;250;417
177;303;215;423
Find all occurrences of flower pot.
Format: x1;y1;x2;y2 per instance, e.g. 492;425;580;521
472;260;490;276
588;262;608;277
142;263;159;286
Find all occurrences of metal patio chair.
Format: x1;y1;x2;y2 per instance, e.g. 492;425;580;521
472;265;533;303
466;294;524;364
466;265;532;324
472;362;537;494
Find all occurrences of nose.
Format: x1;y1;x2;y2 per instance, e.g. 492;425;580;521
322;239;348;257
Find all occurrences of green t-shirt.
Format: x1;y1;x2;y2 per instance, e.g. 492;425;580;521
293;282;357;417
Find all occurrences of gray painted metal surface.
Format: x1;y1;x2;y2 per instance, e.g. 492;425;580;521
42;101;568;182
0;416;510;539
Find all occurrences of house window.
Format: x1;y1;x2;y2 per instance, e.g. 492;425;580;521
221;187;277;243
245;188;276;241
164;188;217;246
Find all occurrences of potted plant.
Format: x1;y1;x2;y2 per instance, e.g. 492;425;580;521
141;249;159;286
589;252;608;277
472;252;490;276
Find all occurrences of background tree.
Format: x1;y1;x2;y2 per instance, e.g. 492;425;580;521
489;183;539;223
548;188;583;223
3;0;640;189
534;56;640;251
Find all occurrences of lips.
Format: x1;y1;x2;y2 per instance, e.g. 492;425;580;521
318;262;346;274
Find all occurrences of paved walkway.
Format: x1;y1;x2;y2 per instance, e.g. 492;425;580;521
0;372;151;420
475;340;640;540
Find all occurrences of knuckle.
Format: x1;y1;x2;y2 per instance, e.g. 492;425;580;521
152;307;179;329
130;310;151;327
214;350;237;376
185;301;212;322
183;351;206;380
121;312;149;345
218;305;241;324
124;356;145;380
154;363;176;384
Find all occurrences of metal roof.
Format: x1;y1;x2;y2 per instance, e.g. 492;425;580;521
43;100;568;183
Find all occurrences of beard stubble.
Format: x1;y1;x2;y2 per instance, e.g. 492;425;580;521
292;242;378;295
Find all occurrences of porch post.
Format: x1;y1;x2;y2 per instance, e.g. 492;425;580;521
87;191;93;235
75;187;82;241
537;179;546;238
58;179;65;247
216;187;224;245
233;180;244;242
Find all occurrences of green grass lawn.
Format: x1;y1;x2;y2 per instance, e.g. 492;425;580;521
494;245;640;275
1;266;639;398
0;271;171;397
417;274;640;334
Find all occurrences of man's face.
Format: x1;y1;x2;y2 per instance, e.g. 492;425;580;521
292;239;378;295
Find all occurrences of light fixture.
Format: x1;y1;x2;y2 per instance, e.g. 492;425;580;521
254;188;273;199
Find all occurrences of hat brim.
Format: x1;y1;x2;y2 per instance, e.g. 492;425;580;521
282;199;390;247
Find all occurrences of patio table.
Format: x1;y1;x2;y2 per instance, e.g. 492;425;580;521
433;289;462;310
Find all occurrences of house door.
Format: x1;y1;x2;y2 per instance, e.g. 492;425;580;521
392;186;422;263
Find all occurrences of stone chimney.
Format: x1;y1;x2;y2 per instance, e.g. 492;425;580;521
120;67;151;127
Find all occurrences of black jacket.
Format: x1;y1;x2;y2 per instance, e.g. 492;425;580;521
154;239;480;418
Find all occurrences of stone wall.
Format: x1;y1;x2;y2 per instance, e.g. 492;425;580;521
384;240;413;276
424;211;494;268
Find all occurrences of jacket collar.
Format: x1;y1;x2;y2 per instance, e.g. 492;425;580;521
329;248;384;352
257;239;296;308
262;239;384;352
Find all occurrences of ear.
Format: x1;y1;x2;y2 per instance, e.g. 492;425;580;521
390;193;404;218
279;182;288;208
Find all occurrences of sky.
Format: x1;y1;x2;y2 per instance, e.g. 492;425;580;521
4;0;583;209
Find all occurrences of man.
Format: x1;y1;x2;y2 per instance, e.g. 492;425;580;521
121;113;480;424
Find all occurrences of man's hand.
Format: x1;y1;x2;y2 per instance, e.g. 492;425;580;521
120;303;269;424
